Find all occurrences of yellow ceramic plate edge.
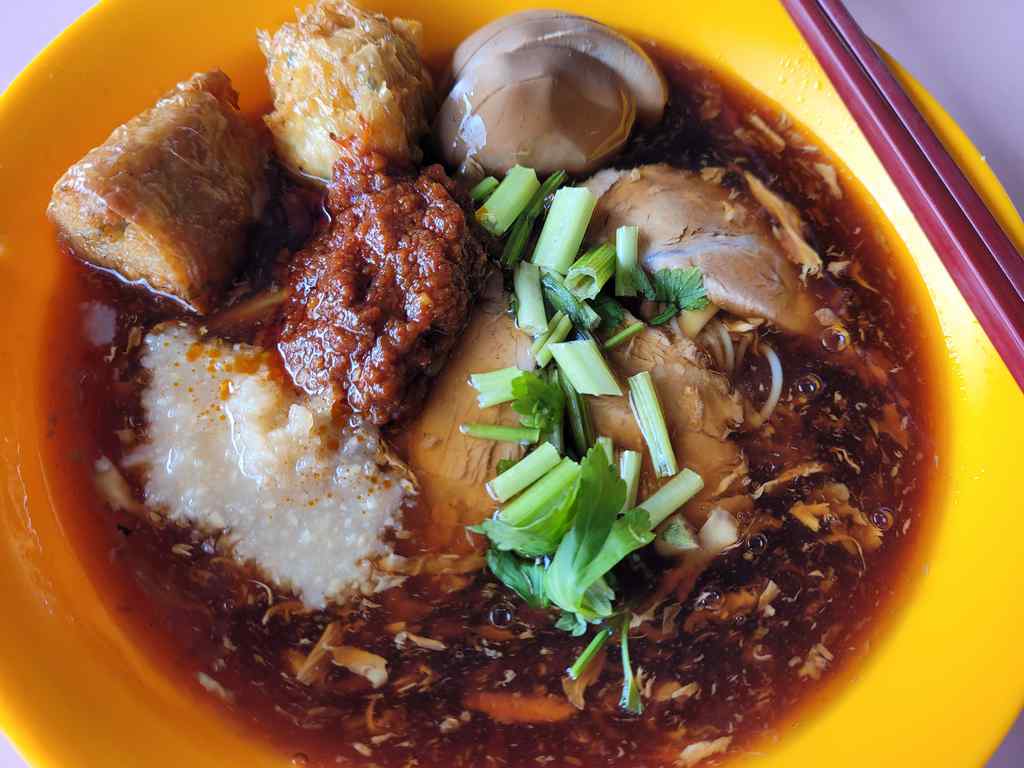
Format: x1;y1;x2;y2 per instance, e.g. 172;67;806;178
0;1;1022;767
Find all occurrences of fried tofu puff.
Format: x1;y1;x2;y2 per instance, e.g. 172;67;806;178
258;0;435;180
48;71;269;312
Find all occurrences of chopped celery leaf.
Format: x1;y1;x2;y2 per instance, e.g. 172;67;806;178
651;267;709;311
485;549;549;610
475;481;577;558
640;266;711;325
511;372;565;432
630;266;709;323
544;446;628;624
632;265;656;300
555;612;589;637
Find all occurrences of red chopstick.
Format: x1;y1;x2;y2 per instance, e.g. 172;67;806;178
781;0;1024;391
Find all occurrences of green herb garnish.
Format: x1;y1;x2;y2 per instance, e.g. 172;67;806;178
485;548;549;610
510;371;565;433
567;627;613;680
619;617;643;714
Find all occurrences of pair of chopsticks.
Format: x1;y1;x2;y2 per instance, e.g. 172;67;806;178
782;0;1024;391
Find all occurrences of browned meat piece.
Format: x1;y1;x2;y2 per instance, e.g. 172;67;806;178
47;71;269;313
275;140;488;425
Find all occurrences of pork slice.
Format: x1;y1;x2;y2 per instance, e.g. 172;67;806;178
590;321;747;527
392;278;534;552
585;164;819;335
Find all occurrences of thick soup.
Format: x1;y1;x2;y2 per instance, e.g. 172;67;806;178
42;5;939;767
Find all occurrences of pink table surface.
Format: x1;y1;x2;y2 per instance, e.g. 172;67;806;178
1;1;1021;766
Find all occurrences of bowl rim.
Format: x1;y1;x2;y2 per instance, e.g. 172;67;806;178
1;1;1022;767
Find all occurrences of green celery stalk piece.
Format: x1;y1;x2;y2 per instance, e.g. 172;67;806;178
501;457;581;527
469;366;522;408
486;442;562;503
549;339;623;397
534;314;574;368
567;627;612;680
564;243;616;301
619;618;643;714
634;468;704;528
514;261;548;337
476;166;540;236
614;225;640;297
531;187;598;274
470;176;499;204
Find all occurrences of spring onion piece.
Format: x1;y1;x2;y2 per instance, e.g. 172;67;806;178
514;262;548;336
540;272;601;331
564;243;616;300
627;371;677;477
636;468;704;528
619;618;643;715
535;314;573;367
619;450;642;513
596;436;614;465
486;443;562;503
556;369;595;457
501;170;568;268
460;423;540;444
549;339;623;397
469;176;499;204
531;187;598;274
567;628;612;680
476;165;540;236
602;322;645;350
614;225;640;297
501;457;581;526
469;367;522;408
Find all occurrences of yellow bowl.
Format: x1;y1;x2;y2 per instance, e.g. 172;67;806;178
1;1;1022;766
